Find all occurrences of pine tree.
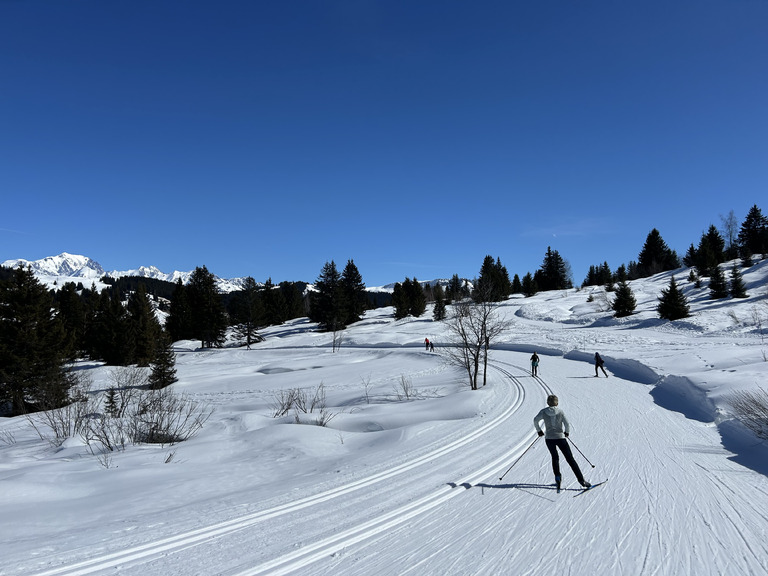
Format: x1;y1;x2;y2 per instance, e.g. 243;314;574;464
0;266;72;415
309;261;347;332
127;283;162;366
637;229;680;277
612;280;637;318
696;225;725;277
708;265;729;299
534;247;572;291
657;276;690;320
432;284;447;321
186;266;227;348
522;272;537;297
729;264;748;298
148;332;178;390
407;278;427;317
445;274;463;303
341;259;366;325
392;280;409;320
511;274;522;294
166;279;194;343
738;204;768;259
231;277;264;348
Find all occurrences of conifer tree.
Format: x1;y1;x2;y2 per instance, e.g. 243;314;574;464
657;276;690;320
148;332;178;390
433;284;447;321
186;266;227;348
309;261;347;332
522;272;537;297
166;279;194;343
534;247;572;291
511;274;522;294
341;259;366;325
729;264;748;299
612;280;637;318
696;225;725;277
407;277;427;317
0;266;72;415
231;277;264;348
738;204;768;259
708;265;729;299
392;280;409;320
637;229;680;277
445;274;463;303
127;283;162;366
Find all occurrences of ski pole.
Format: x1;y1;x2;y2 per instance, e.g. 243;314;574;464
499;435;540;481
568;437;595;468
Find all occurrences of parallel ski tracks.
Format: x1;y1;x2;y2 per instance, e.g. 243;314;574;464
28;354;545;576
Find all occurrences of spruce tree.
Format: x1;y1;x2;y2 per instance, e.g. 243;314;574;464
407;278;427;317
166;279;194;343
432;284;447;321
309;261;347;332
612;280;637;318
186;266;227;348
392;280;409;320
637;229;680;277
511;274;522;294
148;332;178;389
232;277;264;348
696;225;725;277
535;247;573;291
126;283;161;366
0;266;72;415
729;264;748;298
341;259;366;325
738;204;768;259
522;272;537;297
657;276;690;320
708;265;729;299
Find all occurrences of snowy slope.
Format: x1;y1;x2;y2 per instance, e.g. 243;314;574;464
1;262;767;576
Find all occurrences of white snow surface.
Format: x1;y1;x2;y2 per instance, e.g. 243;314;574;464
2;262;768;576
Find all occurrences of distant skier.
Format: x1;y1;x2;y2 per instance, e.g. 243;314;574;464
429;341;434;352
530;352;540;376
594;352;608;377
425;338;430;351
534;395;591;491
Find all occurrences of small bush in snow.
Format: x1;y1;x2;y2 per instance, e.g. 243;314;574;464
728;388;768;440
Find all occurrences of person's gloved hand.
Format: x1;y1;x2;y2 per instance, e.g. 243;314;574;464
537;431;544;437
564;432;569;437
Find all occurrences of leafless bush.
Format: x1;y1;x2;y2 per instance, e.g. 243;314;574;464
728;388;768;440
394;374;416;401
270;389;299;417
0;428;16;446
361;374;372;404
128;389;213;445
272;383;337;426
26;370;97;446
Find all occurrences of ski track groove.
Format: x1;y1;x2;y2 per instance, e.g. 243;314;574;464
26;358;545;576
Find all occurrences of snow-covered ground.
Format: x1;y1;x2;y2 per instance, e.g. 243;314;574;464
2;262;768;575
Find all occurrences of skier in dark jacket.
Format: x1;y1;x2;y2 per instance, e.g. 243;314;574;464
594;352;608;377
530;352;540;376
533;395;590;491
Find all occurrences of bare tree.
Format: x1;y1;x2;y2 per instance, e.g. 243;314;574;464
443;295;509;390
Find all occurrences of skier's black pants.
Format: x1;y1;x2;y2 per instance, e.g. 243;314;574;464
545;438;585;483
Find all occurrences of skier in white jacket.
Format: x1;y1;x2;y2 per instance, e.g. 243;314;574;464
533;395;591;491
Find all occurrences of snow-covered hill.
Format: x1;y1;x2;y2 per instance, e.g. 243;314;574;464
1;260;767;575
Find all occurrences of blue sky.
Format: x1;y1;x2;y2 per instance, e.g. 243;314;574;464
2;1;766;287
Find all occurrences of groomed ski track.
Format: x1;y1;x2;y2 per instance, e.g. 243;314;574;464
26;351;551;576
21;349;768;576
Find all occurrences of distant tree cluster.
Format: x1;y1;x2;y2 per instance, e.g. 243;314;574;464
307;260;368;332
473;256;513;302
392;277;428;320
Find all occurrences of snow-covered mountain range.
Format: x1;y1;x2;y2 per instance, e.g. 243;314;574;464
1;252;246;293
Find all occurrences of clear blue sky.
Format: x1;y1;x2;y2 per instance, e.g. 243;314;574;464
2;1;766;287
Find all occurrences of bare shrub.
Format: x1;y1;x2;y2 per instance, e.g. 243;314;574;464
394;374;416;401
0;428;16;446
26;370;97;446
728;388;768;440
128;389;213;445
272;383;337;426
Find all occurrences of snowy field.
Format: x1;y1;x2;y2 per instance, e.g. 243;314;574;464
2;261;768;576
